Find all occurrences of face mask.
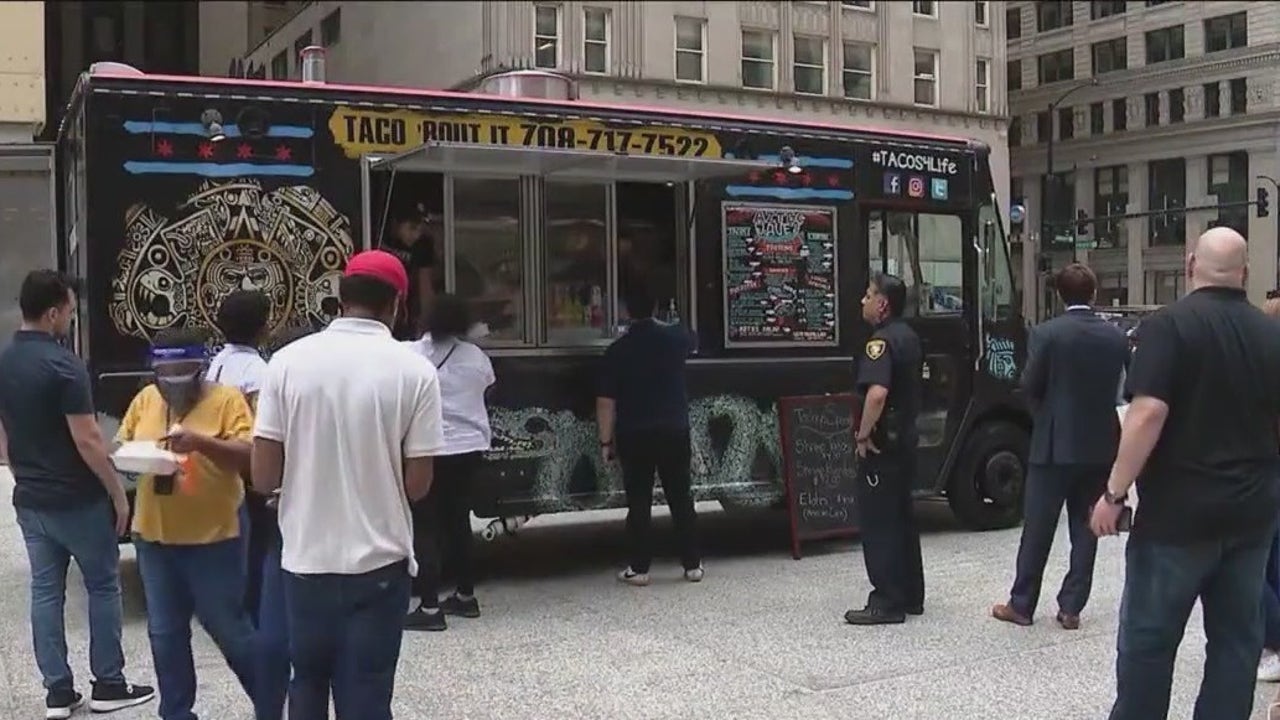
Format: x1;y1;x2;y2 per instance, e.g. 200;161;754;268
156;372;202;414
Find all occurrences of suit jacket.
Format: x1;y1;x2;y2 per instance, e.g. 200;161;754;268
1022;308;1130;466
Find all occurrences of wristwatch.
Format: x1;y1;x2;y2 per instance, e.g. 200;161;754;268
1103;489;1128;505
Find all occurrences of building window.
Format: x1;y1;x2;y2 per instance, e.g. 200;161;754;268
1091;1;1126;20
85;4;124;62
975;58;990;113
1148;158;1187;246
974;1;988;26
1209;151;1249;235
674;17;706;83
912;1;936;17
842;1;873;8
913;48;938;106
1090;102;1104;135
842;42;874;100
1205;12;1247;53
294;29;313;64
793;36;826;95
1144;25;1184;64
1006;7;1021;39
741;30;776;90
270;50;288;80
1146;0;1171;6
1009;116;1022;147
1168;88;1184;124
1204;82;1221;118
1058;106;1074;140
1041;170;1076;239
534;5;561;68
1092;37;1127;75
1229;77;1247;115
1113;98;1128;131
583;8;610;74
1146;271;1183;306
1094;165;1129;249
1144;92;1160;126
1036;110;1051;143
1037;49;1075;84
1007;59;1021;91
1097;273;1129;307
1037;1;1073;32
320;8;341;46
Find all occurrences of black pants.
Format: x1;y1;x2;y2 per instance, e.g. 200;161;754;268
242;489;275;625
855;452;924;613
618;428;701;574
411;452;482;605
1008;463;1105;617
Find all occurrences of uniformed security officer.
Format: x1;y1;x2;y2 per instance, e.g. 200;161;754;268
845;272;926;626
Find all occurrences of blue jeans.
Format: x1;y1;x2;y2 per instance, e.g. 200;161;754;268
253;526;289;720
135;538;257;720
285;560;410;720
1110;529;1274;720
15;497;126;691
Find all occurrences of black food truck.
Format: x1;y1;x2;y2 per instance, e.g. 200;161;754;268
57;65;1029;536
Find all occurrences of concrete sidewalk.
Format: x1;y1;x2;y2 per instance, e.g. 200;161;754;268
0;465;1275;719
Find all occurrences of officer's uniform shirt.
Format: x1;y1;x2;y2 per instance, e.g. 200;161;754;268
856;318;923;451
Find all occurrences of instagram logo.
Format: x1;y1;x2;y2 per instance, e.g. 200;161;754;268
907;176;925;198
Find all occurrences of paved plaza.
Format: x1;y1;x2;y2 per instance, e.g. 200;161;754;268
0;467;1275;719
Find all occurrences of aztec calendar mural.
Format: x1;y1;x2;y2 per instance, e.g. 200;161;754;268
110;179;354;341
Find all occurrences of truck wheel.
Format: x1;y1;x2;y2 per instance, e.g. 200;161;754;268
947;421;1027;531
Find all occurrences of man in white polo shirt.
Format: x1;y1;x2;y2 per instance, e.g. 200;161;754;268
250;250;443;720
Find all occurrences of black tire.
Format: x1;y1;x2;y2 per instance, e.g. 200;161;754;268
947;420;1028;531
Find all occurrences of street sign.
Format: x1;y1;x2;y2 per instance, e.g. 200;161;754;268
1009;204;1026;224
1075;237;1098;250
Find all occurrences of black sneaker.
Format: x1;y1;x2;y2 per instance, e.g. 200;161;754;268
404;606;447;631
45;689;84;719
844;606;906;625
440;593;481;618
89;681;155;713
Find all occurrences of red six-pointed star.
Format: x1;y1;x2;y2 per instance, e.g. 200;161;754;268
154;139;174;157
236;143;254;160
274;145;293;161
196;142;215;160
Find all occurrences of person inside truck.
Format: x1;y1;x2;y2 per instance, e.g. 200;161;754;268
207;288;273;625
380;198;438;340
116;327;257;719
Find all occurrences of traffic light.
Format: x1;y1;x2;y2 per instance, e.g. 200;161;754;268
1076;208;1090;235
1259;187;1271;218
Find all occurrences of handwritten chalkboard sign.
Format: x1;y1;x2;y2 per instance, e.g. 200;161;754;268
722;203;839;348
779;393;861;559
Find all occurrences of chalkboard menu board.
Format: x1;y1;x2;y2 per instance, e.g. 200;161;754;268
722;203;838;347
779;393;861;559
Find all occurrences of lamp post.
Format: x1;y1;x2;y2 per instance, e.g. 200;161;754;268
1042;77;1099;266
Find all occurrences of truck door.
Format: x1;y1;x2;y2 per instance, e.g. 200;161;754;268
865;207;972;491
0;145;57;345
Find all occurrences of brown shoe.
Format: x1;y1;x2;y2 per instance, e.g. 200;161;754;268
991;603;1032;626
1056;612;1080;630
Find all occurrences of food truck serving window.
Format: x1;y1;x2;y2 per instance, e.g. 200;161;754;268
366;141;766;350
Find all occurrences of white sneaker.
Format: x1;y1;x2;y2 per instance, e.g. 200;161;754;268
684;565;704;583
1259;650;1280;682
617;567;650;586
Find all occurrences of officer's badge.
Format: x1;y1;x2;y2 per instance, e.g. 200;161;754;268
865;339;886;360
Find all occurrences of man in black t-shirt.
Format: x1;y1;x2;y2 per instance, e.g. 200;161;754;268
379;200;436;339
1091;228;1280;720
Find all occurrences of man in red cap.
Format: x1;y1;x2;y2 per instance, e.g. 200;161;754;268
251;249;444;720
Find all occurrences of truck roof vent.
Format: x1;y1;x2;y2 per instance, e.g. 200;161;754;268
89;62;144;77
475;70;576;101
300;46;326;84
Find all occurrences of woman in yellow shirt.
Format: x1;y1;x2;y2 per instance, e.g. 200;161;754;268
116;328;256;720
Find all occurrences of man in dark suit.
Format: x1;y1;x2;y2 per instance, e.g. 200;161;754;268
992;263;1128;630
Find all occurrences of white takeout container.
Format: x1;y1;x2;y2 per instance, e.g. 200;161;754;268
111;441;180;476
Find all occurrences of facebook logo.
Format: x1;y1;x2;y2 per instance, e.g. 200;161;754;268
883;173;902;195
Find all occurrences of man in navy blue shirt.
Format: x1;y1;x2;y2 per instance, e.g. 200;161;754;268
596;283;702;587
0;270;153;717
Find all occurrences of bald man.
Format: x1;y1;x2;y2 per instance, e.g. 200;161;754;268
1092;227;1280;720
